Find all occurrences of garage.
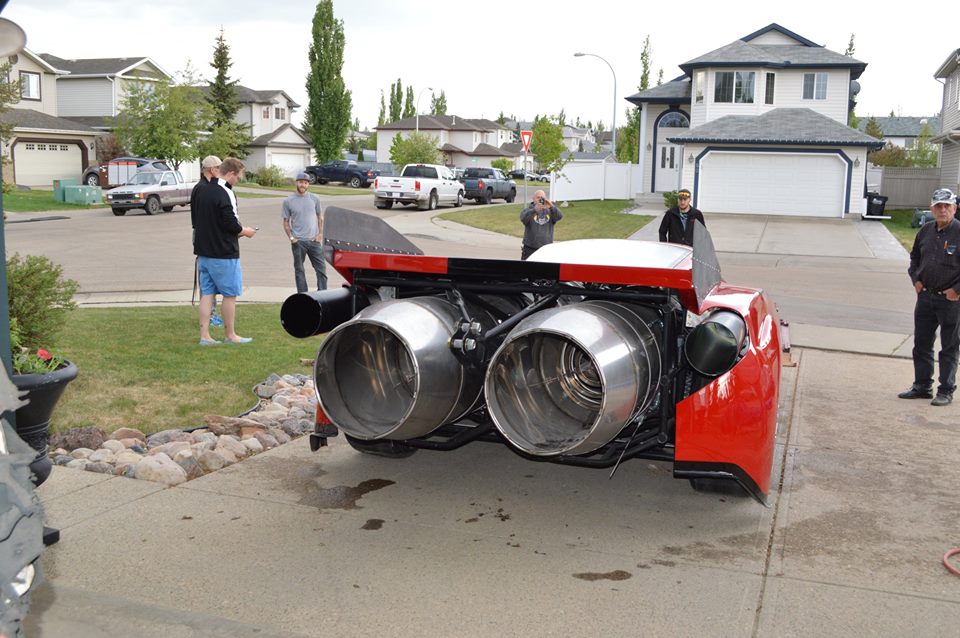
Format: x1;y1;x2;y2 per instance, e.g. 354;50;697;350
270;152;308;178
14;141;82;187
697;151;848;217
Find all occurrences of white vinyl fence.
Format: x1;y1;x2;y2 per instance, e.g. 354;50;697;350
549;161;643;201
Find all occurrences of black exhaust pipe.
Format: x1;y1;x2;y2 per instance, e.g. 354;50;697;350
280;287;370;338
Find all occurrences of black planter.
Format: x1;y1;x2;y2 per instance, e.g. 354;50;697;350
12;360;79;487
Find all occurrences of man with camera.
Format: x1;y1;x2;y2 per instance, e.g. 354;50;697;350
520;190;562;260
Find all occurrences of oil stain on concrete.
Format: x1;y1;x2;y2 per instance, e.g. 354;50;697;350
572;570;633;582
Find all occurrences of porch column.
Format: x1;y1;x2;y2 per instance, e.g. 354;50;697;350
637;103;648;194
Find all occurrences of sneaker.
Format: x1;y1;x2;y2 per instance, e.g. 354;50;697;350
210;311;224;327
897;386;933;399
931;394;953;406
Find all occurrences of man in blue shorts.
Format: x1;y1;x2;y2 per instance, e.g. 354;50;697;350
192;157;258;345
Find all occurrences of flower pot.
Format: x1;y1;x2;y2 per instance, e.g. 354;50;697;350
12;360;79;487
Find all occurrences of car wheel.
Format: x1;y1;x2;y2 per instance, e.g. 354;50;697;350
144;196;161;216
375;199;394;210
482;190;492;205
318;178;328;185
84;173;100;187
349;176;361;188
112;208;126;216
454;191;464;207
306;173;317;185
428;191;438;211
505;189;516;203
162;206;174;212
344;435;417;458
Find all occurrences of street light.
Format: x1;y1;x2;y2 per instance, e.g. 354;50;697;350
574;52;616;158
415;86;434;134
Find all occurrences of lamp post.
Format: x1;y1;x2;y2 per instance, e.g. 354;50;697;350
415;86;434;134
574;52;616;158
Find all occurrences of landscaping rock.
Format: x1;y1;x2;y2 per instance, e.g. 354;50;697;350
88;449;116;464
70;448;93;460
101;440;126;454
242;438;263;454
50;426;106;452
145;430;193;448
135;453;187;486
198;450;226;473
215;435;248;459
109;427;146;443
254;431;279;450
85;462;114;474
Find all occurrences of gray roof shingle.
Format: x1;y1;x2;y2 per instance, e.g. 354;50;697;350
665;108;883;147
377;115;508;132
0;108;101;133
38;54;167;78
680;41;865;78
199;85;300;109
626;79;692;105
857;116;940;137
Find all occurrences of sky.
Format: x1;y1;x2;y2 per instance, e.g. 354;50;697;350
3;0;952;131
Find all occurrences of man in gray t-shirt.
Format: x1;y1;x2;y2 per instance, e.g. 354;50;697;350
282;173;327;292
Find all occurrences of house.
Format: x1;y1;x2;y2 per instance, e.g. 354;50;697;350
857;116;941;148
625;23;883;217
374;115;520;168
0;48;101;186
561;125;595;152
933;49;960;193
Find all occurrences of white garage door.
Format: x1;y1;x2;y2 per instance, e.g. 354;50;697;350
271;152;307;178
14;141;82;187
699;152;847;217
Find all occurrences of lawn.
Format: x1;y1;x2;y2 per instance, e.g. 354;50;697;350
52;304;323;436
438;199;654;240
238;182;365;197
880;208;921;251
2;190;106;213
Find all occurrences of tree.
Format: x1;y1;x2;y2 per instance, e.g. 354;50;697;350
868;143;911;167
346;133;361;154
389;132;441;166
491;158;512;172
497;111;507;125
844;33;856;57
205;28;252;158
529;116;567;174
639;36;652;91
0;62;21;147
908;122;939;167
403;86;415;118
864;117;883;139
95;134;126;164
617;104;639;163
115;73;211;170
303;0;353;163
378;90;386;126
389;79;402;122
844;34;860;129
657;68;664;86
430;90;447;116
357;147;364;162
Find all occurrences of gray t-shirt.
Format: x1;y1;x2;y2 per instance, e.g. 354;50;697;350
282;192;323;239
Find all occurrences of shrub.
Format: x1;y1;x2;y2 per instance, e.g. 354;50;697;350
663;190;678;209
6;253;79;359
491;158;512;173
252;165;287;188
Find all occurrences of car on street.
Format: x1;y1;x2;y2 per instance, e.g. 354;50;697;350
105;169;195;216
304;160;379;188
508;169;539;181
462;167;516;204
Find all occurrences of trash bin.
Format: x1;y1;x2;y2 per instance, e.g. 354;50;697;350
911;208;933;228
52;178;79;203
865;192;888;217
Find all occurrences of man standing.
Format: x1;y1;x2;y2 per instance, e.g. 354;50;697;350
659;188;705;246
520;190;562;260
193;157;257;345
282;172;327;292
899;188;960;406
192;155;223;326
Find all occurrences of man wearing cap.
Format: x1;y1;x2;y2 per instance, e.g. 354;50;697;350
659;188;705;246
282;173;326;292
191;156;224;326
899;187;960;406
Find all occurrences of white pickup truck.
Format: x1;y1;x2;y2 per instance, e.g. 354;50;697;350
105;169;195;216
373;164;464;210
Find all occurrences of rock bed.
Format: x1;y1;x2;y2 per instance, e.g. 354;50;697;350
47;373;317;487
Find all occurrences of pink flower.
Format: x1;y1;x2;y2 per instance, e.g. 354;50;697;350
36;348;52;361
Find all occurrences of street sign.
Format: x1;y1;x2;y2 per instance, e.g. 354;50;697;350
520;130;532;152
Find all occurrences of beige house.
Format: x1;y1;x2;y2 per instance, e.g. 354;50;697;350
0;48;100;186
375;115;520;169
933;49;960;193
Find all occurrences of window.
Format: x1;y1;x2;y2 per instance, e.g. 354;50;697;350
262;107;270;118
765;73;775;105
714;71;754;103
275;107;285;120
59;144;69;151
695;70;705;103
24;143;35;150
37;144;46;151
19;71;40;100
658;112;689;129
803;72;828;100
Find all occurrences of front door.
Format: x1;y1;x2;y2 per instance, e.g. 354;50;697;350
658;143;682;192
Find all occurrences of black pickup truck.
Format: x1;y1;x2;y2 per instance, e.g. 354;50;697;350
461;167;516;204
304;160;380;188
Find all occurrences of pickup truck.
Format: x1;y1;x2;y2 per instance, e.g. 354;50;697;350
304;160;379;188
462;167;516;204
373;164;464;210
105;169;195;216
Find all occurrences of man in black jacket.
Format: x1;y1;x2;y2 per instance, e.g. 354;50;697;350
658;188;705;246
193;157;257;345
191;155;223;326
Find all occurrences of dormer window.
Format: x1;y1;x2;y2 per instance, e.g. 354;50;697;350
19;71;40;100
802;72;827;100
275;107;286;120
714;71;754;103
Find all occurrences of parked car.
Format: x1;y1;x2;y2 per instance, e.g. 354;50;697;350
81;156;171;188
508;169;540;181
105;169;195;216
373;164;464;210
462;167;516;204
304;160;379;188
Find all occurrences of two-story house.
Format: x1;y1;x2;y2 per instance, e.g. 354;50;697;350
374;115;519;168
933;49;960;193
626;23;883;217
0;48;100;186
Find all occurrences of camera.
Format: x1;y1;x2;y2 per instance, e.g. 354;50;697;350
538;197;546;204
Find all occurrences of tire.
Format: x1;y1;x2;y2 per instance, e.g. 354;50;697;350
344;435;417;458
84;173;100;187
454;190;464;207
144;196;161;216
349;176;362;188
689;478;751;498
318;178;328;185
482;190;492;205
162;206;174;212
112;207;127;216
306;173;317;185
427;191;438;211
375;199;394;210
505;189;516;203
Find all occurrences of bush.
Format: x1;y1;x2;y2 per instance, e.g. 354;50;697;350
6;253;79;353
663;190;678;209
251;165;287;188
491;158;512;173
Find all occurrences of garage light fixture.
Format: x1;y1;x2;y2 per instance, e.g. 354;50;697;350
688;153;695;163
853;157;860;167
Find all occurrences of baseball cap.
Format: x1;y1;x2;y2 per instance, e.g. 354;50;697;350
295;172;310;182
931;188;956;205
678;188;692;198
201;155;222;169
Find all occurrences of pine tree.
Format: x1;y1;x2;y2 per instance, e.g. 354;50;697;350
657;68;664;86
865;117;883;139
303;0;352;163
403;86;415;118
207;28;240;127
844;33;856;57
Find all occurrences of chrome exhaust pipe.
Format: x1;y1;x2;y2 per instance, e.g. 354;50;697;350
484;302;662;456
314;297;489;441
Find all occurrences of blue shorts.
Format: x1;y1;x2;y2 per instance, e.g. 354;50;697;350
198;257;243;297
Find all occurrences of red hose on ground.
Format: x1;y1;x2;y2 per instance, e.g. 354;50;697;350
944;548;960;576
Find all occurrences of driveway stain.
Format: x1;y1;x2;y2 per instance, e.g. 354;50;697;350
362;518;385;530
299;478;396;510
572;570;632;582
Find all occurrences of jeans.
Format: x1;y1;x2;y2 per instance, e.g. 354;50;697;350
291;239;327;293
912;290;960;396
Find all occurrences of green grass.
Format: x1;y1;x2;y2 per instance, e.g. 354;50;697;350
438;199;653;240
880;208;922;251
238;182;364;197
2;190;106;213
235;191;285;199
52;304;323;435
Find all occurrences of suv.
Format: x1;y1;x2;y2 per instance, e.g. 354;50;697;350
82;157;171;188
